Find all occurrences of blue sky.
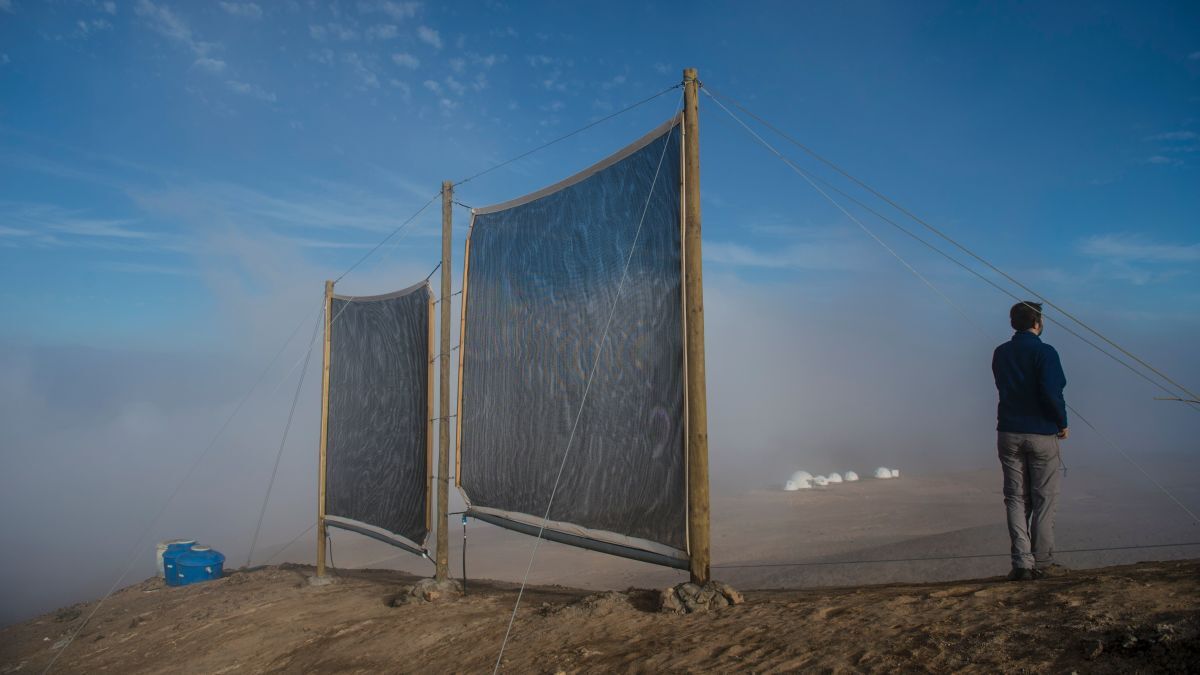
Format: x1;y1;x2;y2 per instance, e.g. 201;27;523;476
0;0;1197;352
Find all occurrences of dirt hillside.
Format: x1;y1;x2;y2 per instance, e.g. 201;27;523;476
2;558;1197;673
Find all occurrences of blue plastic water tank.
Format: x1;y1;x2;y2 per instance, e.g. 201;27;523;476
162;541;196;587
175;545;225;586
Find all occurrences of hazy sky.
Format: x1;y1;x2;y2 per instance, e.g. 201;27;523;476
1;0;1198;625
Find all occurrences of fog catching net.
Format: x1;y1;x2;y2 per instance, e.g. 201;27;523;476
457;116;688;568
324;282;433;554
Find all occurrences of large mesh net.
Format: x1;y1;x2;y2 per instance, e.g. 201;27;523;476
457;117;688;566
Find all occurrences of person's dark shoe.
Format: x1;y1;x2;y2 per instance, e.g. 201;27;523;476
1007;567;1034;581
1033;563;1069;579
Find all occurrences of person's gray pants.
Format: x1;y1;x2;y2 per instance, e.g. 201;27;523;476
997;431;1061;569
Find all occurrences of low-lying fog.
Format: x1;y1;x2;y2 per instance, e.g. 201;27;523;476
2;246;1197;626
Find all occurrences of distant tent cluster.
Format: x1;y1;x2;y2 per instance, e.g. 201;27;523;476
783;467;897;490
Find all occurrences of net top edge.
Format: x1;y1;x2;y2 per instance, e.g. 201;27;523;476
472;113;682;216
332;280;432;302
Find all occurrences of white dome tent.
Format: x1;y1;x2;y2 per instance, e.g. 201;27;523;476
891;468;901;478
844;471;859;482
784;470;814;491
784;477;812;491
874;467;893;479
812;475;829;487
827;472;843;484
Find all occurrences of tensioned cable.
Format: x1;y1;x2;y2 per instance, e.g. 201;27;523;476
705;103;1193;411
707;91;1200;528
492;93;684;675
712;541;1200;570
704;85;1199;406
424;261;442;282
261;521;318;566
246;309;323;567
41;300;322;674
1068;407;1198;524
454;84;681;188
702;89;1199;413
334;192;441;283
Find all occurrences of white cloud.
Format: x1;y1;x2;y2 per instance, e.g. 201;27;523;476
135;0;217;57
417;25;441;49
422;79;441;94
0;0;12;13
391;52;419;69
0;53;9;66
601;74;626;90
102;1;117;14
310;23;358;41
1080;234;1200;263
1190;51;1200;61
225;80;277;102
1147;131;1198;141
343;52;380;89
389;79;412;102
309;48;334;65
654;62;671;75
0;202;165;251
449;57;465;73
472;72;488;92
367;24;399;40
95;261;198;277
358;0;419;21
193;57;226;72
218;2;262;18
444;75;465;96
471;53;498;69
0;224;33;237
541;70;567;92
74;18;113;37
1146;155;1181;165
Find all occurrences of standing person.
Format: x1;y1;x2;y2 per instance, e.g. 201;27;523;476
992;301;1069;581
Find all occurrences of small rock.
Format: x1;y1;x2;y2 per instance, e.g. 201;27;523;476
1084;640;1104;660
408;578;463;603
659;588;683;613
716;582;745;605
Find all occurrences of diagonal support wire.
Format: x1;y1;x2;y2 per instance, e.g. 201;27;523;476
491;93;685;674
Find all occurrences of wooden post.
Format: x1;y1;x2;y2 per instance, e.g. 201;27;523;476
682;67;711;586
436;181;453;581
317;279;334;577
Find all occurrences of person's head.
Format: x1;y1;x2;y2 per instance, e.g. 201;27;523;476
1010;301;1043;335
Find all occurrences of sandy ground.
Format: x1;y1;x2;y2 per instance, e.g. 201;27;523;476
2;559;1198;673
5;467;1198;673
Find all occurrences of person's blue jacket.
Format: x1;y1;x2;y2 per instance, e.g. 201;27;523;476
992;331;1068;435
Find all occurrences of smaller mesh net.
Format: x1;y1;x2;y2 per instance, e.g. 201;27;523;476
325;282;432;553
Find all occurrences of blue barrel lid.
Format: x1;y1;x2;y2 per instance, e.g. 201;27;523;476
178;546;226;567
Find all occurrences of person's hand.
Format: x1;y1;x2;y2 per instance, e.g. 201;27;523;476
1057;427;1069;440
